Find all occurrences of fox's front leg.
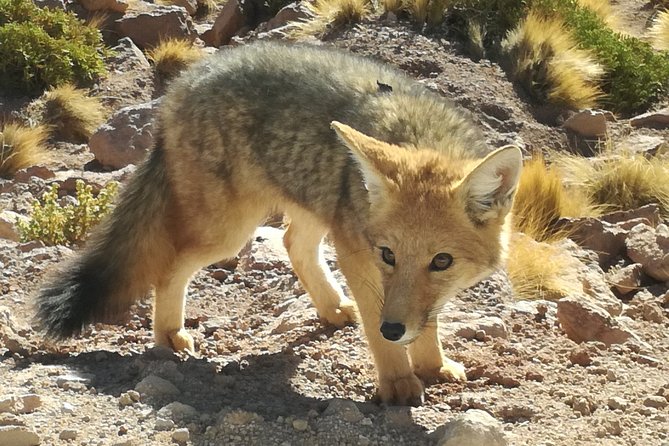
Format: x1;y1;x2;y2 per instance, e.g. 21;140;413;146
334;236;424;405
408;321;466;383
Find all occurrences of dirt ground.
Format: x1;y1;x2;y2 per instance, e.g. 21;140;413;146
1;1;669;445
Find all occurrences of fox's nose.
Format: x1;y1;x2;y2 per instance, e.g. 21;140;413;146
380;321;406;341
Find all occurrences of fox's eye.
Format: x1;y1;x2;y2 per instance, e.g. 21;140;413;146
429;253;453;271
380;247;395;266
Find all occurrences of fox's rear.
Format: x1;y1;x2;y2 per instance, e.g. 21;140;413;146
36;144;176;338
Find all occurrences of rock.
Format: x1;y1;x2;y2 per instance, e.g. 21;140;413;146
0;210;27;242
61;402;75;414
607;263;643;295
201;0;245;47
323;398;364;423
119;393;134;407
620;134;668;158
292;418;309;431
170;0;197;15
434;409;507;446
563;109;608;137
558;217;627;267
56;374;93;391
33;0;65;9
265;2;313;31
629;107;669;128
172;428;190;442
109;37;151;70
115;5;197;50
13;165;55;183
454;316;508;340
599;204;662;227
607;397;628;411
556;296;633;345
134;375;180;398
60;429;78;440
157;401;198;422
569;345;593;366
626;223;669;282
89;99;160;169
79;0;129;13
0;426;40;446
239;226;290;271
155;418;175;431
572;396;596;416
644;396;668;409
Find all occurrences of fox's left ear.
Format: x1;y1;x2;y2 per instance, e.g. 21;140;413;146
458;145;522;224
331;121;397;206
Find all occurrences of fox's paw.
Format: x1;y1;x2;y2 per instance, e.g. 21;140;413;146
168;328;195;354
377;373;425;406
320;300;358;328
415;358;467;384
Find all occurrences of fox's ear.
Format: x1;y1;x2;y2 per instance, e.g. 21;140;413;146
458;145;522;224
331;121;396;205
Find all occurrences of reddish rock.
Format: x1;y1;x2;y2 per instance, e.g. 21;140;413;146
607;263;643;295
629;107;669;128
626;223;669;282
563;109;608;137
599;204;661;227
115;5;197;49
80;0;129;13
556;296;633;345
201;0;245;47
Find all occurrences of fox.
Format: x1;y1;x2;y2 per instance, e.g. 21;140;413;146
35;41;522;406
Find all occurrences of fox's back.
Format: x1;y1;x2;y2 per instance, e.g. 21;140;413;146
160;42;488;224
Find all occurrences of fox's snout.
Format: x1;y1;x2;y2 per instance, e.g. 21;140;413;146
380;321;406;342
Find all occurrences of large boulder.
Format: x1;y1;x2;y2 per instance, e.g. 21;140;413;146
89;99;160;169
116;4;197;49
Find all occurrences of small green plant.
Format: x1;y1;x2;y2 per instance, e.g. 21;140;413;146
0;0;106;95
17;180;118;246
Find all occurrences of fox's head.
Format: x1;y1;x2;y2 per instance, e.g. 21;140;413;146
332;121;522;344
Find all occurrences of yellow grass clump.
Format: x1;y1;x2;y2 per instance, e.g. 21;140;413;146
507;232;583;300
555;152;669;218
512;155;599;241
576;0;619;29
649;9;669;51
0;123;49;178
501;11;604;109
42;84;106;143
381;0;402;14
289;0;372;38
147;38;204;82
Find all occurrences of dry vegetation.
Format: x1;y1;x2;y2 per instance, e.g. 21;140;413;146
147;38;204;82
649;9;669;51
501;11;604;109
0;123;49;179
41;84;106;143
289;0;372;38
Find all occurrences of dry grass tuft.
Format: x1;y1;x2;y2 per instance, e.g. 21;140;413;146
501;11;604;109
381;0;402;14
576;0;619;29
0;123;49;178
512;155;599;241
289;0;372;38
555;152;669;218
42;84;106;143
147;38;204;82
507;233;583;300
649;9;669;51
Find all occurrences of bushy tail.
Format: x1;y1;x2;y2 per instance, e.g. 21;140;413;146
36;143;176;338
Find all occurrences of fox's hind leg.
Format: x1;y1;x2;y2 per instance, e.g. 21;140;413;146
408;321;466;383
283;207;357;327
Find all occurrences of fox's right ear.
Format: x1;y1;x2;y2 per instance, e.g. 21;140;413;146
331;121;393;206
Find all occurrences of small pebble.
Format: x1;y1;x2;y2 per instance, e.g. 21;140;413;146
292;419;309;431
172;428;190;443
60;429;77;440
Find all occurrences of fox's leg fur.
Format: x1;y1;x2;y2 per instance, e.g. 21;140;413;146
283;208;357;327
332;232;424;405
408;322;467;383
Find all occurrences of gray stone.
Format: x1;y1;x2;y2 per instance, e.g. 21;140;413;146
89;99;161;169
626;223;669;282
323;398;364;423
556;296;634;345
434;409;507;446
134;375;180;398
172;428;190;442
157;401;198;422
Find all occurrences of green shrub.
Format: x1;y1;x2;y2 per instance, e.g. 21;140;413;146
0;0;106;95
17;180;118;246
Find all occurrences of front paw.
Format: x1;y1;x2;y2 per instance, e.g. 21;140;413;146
320;300;358;328
414;358;467;384
377;373;425;406
168;328;195;353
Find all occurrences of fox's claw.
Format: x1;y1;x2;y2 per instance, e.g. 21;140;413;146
415;358;467;384
320;300;358;328
377;373;425;406
168;328;195;353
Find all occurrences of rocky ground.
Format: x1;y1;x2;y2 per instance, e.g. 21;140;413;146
1;0;669;445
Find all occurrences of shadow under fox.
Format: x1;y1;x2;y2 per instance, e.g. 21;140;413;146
36;42;521;405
